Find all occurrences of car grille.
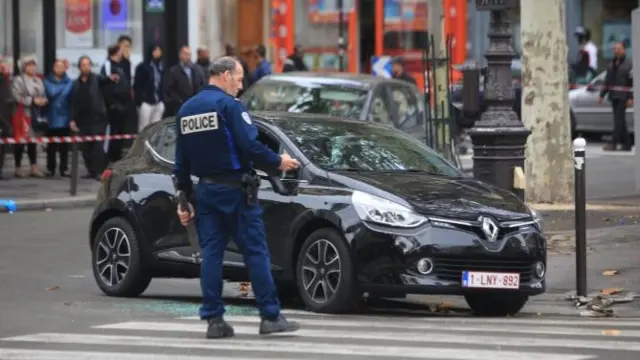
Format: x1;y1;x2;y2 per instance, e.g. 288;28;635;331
433;257;534;283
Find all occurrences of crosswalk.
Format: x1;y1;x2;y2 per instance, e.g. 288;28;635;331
1;309;640;359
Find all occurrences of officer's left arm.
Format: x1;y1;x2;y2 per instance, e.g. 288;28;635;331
224;101;281;170
173;115;193;196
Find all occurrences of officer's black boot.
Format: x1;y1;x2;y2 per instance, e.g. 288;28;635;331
206;317;235;339
259;314;301;335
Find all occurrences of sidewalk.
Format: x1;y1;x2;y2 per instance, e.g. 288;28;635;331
1;152;99;211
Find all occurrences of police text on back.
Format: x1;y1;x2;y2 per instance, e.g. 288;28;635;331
181;112;219;134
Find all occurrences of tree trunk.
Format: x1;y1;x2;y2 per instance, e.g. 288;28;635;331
521;0;574;204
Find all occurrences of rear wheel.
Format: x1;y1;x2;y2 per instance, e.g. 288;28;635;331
295;228;359;313
465;293;529;317
92;217;151;297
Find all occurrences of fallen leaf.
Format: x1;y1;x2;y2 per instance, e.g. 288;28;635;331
45;286;59;291
600;288;624;295
436;301;455;310
602;329;621;336
602;270;619;276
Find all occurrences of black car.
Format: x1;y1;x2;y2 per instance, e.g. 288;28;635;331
89;111;546;316
240;72;428;144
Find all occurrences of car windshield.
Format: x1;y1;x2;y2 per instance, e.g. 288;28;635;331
241;80;368;119
278;119;462;176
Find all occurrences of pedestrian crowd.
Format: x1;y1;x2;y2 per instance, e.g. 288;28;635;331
0;37;308;181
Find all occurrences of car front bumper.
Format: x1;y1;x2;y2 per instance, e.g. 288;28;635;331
351;221;547;296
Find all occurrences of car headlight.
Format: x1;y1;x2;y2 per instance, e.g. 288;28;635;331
530;208;543;230
352;191;428;228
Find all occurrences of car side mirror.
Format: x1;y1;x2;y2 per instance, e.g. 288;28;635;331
257;170;304;196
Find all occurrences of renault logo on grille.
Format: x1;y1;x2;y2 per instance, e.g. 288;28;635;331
478;216;499;242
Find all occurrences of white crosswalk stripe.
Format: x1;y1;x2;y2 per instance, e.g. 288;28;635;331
1;309;639;359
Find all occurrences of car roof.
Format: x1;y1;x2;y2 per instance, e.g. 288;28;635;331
155;111;392;133
258;72;410;88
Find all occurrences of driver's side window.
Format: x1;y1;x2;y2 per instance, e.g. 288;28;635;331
256;129;300;180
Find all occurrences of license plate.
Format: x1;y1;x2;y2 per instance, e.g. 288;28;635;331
462;271;520;289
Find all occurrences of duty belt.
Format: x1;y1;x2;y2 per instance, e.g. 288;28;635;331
199;175;243;188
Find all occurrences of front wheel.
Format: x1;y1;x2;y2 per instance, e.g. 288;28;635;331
92;217;151;297
465;293;529;317
295;228;359;313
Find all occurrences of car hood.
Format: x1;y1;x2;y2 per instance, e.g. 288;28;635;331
329;171;531;221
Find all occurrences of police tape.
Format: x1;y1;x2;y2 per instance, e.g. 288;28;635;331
0;133;137;145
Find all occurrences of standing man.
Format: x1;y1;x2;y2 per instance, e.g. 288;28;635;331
102;44;133;163
70;56;117;179
390;57;416;85
134;44;165;131
282;45;308;72
599;42;633;152
249;44;272;87
163;46;206;117
224;44;250;95
174;56;301;338
196;46;211;77
115;35;133;84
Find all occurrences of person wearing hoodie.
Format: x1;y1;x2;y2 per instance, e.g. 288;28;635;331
134;44;165;132
44;59;74;177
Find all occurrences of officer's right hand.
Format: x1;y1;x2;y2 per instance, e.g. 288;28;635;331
279;153;300;171
177;204;195;226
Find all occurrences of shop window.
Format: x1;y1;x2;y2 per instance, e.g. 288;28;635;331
0;0;13;63
18;0;44;73
54;0;143;78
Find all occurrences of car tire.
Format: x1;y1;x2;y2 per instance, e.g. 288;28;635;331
91;217;151;297
464;292;529;317
295;228;359;314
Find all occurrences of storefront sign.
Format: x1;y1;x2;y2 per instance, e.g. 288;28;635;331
145;0;164;12
64;0;93;48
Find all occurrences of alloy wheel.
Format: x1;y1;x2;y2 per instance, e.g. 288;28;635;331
301;239;342;303
96;227;131;287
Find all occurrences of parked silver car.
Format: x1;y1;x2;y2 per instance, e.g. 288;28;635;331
569;71;634;134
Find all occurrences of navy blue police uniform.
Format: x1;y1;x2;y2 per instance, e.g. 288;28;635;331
173;85;283;322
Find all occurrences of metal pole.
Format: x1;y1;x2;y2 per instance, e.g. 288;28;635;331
573;137;587;297
337;0;345;71
70;138;79;196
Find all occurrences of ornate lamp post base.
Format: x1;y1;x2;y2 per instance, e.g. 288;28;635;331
468;0;530;200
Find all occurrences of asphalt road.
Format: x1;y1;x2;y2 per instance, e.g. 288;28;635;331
1;209;639;360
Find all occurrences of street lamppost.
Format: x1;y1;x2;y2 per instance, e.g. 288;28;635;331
468;0;530;201
337;0;346;71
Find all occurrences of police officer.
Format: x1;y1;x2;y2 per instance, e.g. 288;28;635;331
174;56;301;338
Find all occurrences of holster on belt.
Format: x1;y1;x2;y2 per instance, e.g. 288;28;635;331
241;170;261;206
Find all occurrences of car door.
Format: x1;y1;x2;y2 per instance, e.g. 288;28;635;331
254;126;301;270
570;71;611;133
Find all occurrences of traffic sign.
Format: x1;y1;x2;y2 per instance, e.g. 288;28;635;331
371;56;392;78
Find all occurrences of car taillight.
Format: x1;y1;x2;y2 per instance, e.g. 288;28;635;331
101;169;113;182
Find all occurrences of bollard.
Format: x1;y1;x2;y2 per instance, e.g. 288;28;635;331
573;137;587;297
70;140;79;196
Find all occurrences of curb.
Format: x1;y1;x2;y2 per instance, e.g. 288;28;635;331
0;195;96;213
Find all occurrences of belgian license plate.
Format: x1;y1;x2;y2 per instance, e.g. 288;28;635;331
462;271;520;289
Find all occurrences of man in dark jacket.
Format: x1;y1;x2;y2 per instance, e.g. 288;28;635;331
70;56;117;179
224;44;250;96
113;35;133;85
196;46;211;77
162;46;206;116
0;59;15;180
134;44;165;131
599;42;633;151
391;57;417;85
282;45;308;72
101;44;133;163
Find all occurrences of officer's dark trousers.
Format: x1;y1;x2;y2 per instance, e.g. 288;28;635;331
195;181;281;320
